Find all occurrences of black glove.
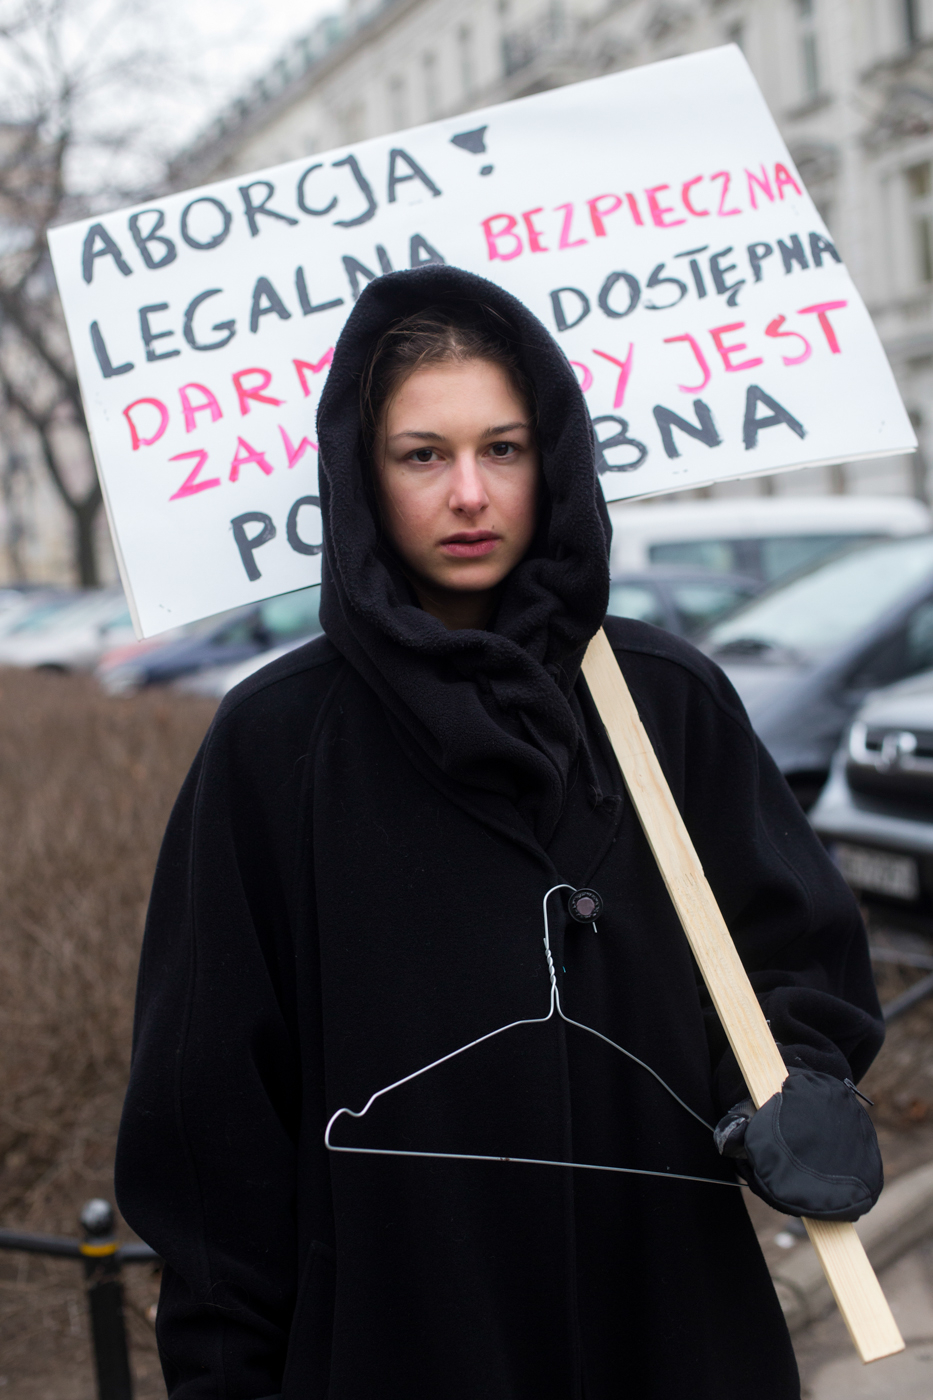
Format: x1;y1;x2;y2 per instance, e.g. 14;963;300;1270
713;1068;883;1221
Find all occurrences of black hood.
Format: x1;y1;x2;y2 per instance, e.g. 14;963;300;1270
316;265;611;842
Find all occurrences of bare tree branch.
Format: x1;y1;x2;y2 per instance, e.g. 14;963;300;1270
0;0;193;584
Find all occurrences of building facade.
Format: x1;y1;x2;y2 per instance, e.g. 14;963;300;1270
173;0;933;501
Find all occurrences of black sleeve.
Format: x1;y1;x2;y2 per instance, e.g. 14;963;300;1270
614;629;884;1115
115;687;315;1400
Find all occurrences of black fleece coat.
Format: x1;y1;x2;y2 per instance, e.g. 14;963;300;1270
116;270;883;1400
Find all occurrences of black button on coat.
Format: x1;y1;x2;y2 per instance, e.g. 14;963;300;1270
115;268;883;1400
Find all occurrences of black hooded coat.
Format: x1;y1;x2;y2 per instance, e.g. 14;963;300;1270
115;266;884;1400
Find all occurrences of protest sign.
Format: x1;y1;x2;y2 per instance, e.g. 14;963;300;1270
49;44;915;637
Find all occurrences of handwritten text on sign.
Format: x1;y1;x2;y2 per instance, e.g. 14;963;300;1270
48;46;915;636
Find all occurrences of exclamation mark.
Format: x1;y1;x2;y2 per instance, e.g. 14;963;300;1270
450;126;493;176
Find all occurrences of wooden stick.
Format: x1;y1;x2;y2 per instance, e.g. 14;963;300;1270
582;627;904;1365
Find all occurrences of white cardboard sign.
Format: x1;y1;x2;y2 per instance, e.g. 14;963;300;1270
49;45;915;637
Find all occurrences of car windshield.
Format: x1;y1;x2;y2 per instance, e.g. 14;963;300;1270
607;582;665;628
757;534;876;582
7;590;126;636
706;535;933;658
100;609;133;634
669;580;754;633
649;532;879;583
6;596;81;634
260;586;321;641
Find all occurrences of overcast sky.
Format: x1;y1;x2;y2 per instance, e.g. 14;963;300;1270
0;0;340;204
174;0;336;132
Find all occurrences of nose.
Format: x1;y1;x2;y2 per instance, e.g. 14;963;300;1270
448;452;489;516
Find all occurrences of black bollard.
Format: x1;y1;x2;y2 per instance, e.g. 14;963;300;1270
80;1199;133;1400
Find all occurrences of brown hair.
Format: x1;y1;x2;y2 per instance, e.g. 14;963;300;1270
360;301;537;457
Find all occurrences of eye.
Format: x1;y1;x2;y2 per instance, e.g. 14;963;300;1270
408;447;440;464
488;440;518;458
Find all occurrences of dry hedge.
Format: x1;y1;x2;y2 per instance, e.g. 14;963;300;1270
0;669;215;1234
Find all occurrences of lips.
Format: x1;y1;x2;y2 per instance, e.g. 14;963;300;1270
440;532;500;558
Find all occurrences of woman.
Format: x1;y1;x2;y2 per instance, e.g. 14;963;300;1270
116;265;883;1400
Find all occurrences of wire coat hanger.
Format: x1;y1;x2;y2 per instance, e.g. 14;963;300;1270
325;884;740;1190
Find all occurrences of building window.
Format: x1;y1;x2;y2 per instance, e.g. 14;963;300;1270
423;52;440;121
388;75;407;131
498;0;511;78
907;162;933;284
795;0;820;100
337;102;364;145
905;0;921;48
459;25;474;98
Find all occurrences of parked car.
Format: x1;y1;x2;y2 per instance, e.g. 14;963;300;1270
0;588;132;671
810;669;933;935
0;588;76;638
176;633;322;699
700;533;933;808
0;586;50;622
97;586;322;694
608;495;930;585
175;566;757;700
608;568;761;637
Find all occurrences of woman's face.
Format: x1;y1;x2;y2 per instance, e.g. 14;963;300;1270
375;358;539;625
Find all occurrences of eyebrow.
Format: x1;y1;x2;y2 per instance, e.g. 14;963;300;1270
388;430;443;442
387;421;531;442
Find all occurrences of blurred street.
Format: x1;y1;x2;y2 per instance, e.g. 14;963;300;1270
799;1242;933;1398
2;1;933;1397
